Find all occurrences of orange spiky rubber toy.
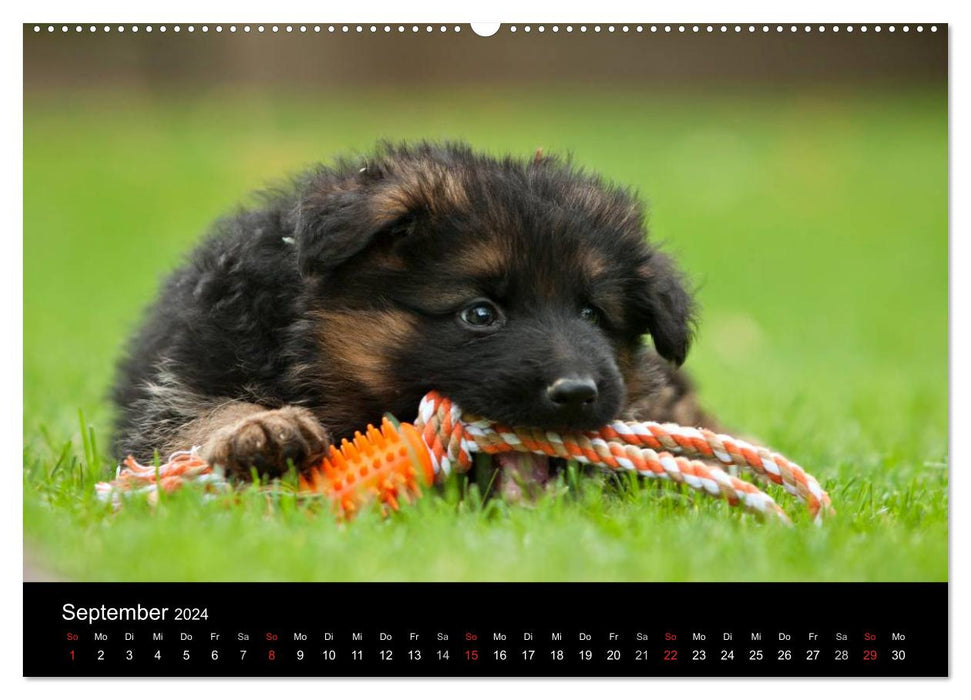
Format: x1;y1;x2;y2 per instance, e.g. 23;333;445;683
298;418;435;519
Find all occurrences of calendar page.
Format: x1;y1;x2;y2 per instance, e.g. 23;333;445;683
22;19;948;678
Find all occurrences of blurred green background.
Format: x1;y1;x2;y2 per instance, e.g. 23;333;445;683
23;26;947;581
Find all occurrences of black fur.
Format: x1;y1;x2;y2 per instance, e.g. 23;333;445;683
111;141;707;473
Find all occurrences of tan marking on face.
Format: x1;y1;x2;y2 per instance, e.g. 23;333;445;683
370;161;469;227
453;239;510;280
313;309;418;398
585;255;626;328
581;247;609;278
592;289;626;328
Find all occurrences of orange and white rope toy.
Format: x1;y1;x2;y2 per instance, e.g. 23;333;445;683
94;449;228;507
414;391;832;524
97;391;833;524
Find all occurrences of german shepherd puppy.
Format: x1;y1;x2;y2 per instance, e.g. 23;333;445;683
111;142;717;486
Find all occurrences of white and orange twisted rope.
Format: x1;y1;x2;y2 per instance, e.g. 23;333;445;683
95;448;229;507
98;391;832;524
415;391;832;524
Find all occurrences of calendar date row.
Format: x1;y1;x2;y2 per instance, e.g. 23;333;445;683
67;645;907;664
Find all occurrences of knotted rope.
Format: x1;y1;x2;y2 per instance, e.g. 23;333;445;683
98;391;833;524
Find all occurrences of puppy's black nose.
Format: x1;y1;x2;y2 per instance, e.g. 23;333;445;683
546;376;599;409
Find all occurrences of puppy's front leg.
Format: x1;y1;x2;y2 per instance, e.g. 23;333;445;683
179;403;331;478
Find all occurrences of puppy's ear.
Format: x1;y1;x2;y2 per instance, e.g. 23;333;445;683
293;163;468;277
631;251;696;366
293;185;379;277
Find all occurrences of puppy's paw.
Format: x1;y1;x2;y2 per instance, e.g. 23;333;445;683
201;406;330;478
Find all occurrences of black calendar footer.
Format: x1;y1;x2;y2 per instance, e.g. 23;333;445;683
24;582;947;677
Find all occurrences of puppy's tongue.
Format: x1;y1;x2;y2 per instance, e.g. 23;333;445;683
496;452;550;502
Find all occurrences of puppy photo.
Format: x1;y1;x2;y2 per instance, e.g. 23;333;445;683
111;141;716;486
25;24;945;585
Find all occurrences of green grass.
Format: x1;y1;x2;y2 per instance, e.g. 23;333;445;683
23;85;948;581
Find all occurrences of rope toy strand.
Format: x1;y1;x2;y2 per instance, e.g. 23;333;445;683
94;449;228;507
97;391;833;524
413;392;831;524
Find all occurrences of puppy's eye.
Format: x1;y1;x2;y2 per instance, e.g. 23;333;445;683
580;306;599;324
459;301;502;328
